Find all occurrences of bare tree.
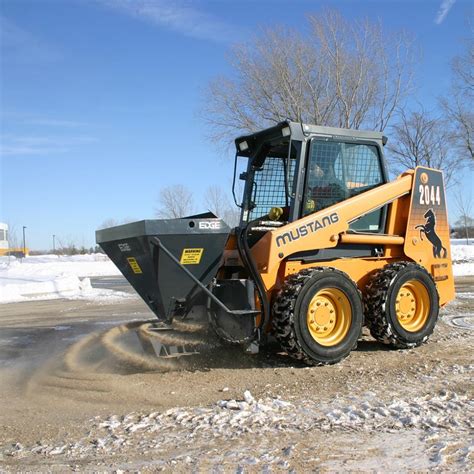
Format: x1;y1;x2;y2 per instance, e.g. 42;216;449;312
452;33;474;96
54;236;80;255
387;107;459;186
440;31;474;164
204;185;229;217
203;10;415;145
204;185;240;227
155;185;194;219
98;218;120;229
454;190;473;244
98;217;137;229
442;96;474;164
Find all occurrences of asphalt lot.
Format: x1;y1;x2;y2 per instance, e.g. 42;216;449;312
89;276;135;293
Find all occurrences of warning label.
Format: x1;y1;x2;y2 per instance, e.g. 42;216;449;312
180;248;204;265
127;257;143;274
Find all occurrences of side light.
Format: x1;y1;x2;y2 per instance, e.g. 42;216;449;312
239;141;249;152
281;126;291;137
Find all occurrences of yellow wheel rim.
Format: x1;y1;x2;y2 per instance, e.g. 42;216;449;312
395;280;430;332
306;288;352;347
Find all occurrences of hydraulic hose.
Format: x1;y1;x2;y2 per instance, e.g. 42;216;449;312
236;224;270;338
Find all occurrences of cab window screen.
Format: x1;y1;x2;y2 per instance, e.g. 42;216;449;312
338;144;383;192
303;141;347;215
248;157;296;221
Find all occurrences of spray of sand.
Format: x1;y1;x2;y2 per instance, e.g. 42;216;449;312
26;317;220;403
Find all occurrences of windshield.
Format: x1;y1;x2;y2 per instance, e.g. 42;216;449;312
243;147;297;222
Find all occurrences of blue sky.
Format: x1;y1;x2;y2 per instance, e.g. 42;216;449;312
1;0;472;250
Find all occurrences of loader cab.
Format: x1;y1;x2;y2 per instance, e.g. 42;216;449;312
235;121;389;233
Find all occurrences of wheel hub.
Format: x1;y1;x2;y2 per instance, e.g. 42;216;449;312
307;288;351;346
396;289;416;318
395;280;430;332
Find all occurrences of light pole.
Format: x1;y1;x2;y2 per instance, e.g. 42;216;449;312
22;226;27;258
53;234;56;254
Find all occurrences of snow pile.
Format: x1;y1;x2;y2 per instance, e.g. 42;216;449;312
450;238;473;246
451;244;474;276
0;254;125;304
4;387;473;469
134;389;472;439
0;254;120;277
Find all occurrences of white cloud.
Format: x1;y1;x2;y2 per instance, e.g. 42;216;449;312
23;118;91;128
1;112;92;128
99;0;238;43
0;135;97;156
435;0;456;25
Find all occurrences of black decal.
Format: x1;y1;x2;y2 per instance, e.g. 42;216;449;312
290;229;300;241
275;212;340;247
276;233;292;248
299;226;308;237
321;216;331;227
415;209;447;258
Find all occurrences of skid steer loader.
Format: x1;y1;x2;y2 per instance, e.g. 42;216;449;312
96;121;454;365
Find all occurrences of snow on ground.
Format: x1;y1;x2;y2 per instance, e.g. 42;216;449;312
451;242;474;277
0;254;127;304
6;384;473;469
0;254;121;278
451;238;473;246
0;241;473;304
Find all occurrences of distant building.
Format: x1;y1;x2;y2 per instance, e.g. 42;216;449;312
0;222;29;257
0;223;8;251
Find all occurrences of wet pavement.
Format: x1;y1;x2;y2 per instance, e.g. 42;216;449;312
89;276;135;293
0;276;149;373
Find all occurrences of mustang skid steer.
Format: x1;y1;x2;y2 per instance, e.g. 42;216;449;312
96;121;454;365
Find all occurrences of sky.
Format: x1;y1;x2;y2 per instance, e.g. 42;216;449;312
1;0;473;250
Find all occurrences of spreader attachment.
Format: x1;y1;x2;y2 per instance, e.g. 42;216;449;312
96;215;230;321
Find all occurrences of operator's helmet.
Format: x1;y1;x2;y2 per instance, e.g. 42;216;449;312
315;157;336;181
311;162;325;178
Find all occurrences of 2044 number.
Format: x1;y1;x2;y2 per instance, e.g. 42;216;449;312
419;185;441;206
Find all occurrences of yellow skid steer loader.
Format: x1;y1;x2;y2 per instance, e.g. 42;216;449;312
97;121;454;365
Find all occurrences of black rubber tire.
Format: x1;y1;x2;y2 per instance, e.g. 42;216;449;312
365;262;439;348
272;267;364;366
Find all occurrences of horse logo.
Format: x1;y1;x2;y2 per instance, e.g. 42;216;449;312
415;209;447;258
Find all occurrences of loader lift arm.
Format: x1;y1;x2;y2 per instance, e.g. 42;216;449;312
250;171;414;291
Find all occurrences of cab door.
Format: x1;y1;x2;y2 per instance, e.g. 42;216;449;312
301;138;388;233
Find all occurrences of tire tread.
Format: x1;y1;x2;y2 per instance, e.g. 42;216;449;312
272;267;361;366
364;261;438;349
